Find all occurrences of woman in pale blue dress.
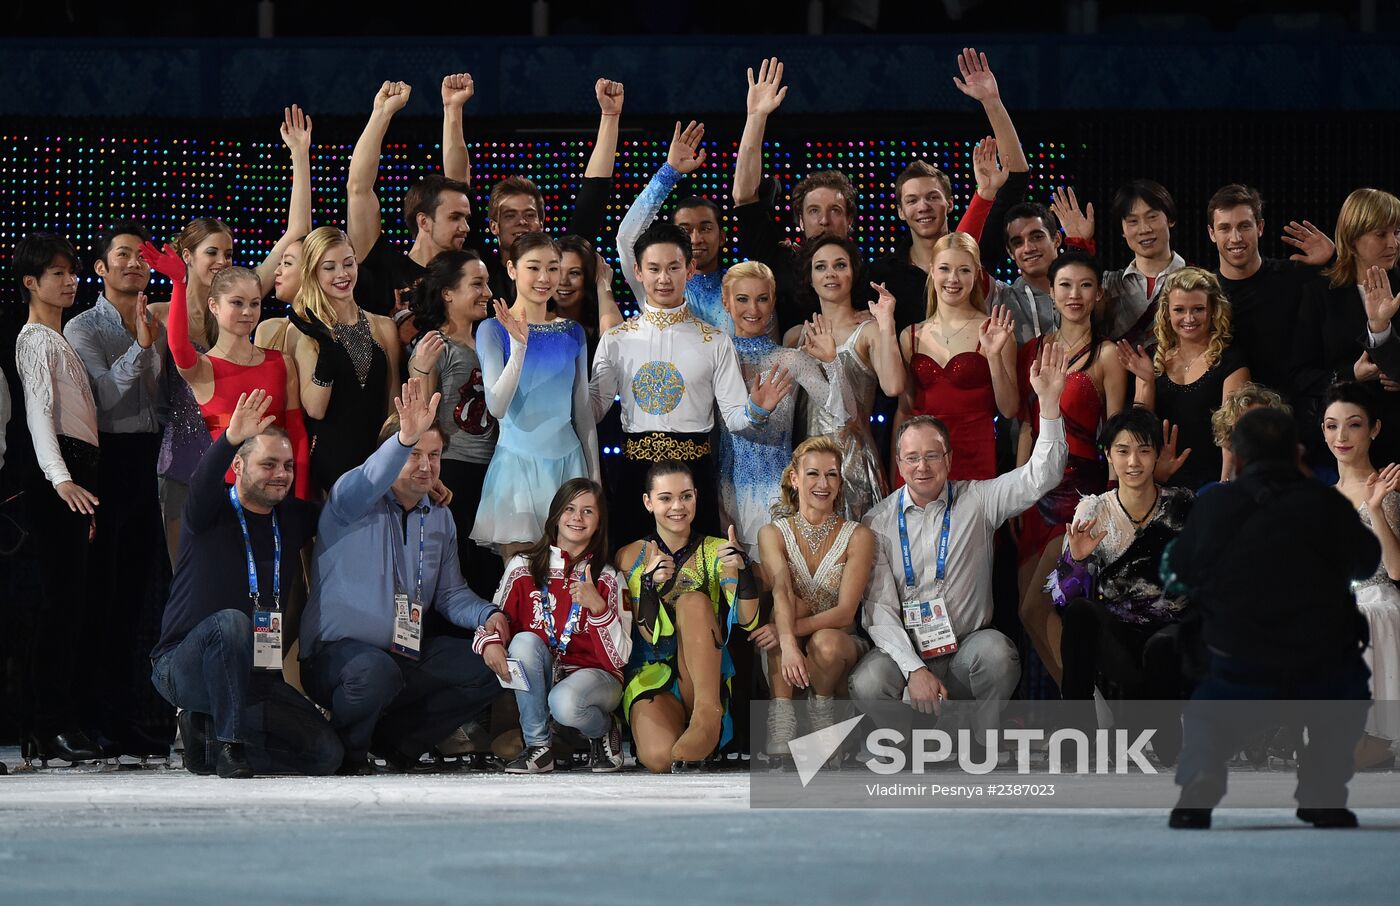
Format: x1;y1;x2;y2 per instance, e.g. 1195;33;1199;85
718;261;848;560
471;233;599;558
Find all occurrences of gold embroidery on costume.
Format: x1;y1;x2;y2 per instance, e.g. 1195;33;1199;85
631;360;685;415
623;434;713;462
643;307;692;331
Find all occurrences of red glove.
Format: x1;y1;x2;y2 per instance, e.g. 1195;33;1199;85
140;241;187;285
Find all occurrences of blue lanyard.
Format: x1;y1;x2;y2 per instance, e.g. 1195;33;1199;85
229;487;279;609
540;560;586;657
898;484;953;590
409;507;426;605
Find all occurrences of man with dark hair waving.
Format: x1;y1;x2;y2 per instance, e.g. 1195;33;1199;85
299;377;511;774
151;389;341;779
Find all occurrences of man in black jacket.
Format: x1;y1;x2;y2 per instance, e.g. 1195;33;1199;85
1163;408;1376;829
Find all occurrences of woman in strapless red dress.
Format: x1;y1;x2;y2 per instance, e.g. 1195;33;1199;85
893;232;1018;484
1014;250;1127;688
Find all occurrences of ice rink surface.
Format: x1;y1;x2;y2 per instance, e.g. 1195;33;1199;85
2;749;1399;904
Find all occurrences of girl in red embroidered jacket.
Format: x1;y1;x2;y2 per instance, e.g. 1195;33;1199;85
474;478;632;773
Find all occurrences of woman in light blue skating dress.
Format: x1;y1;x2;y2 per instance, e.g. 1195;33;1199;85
471;233;599;556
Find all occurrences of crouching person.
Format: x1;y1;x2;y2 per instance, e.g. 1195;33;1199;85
299;379;512;774
151;390;342;779
479;479;632;773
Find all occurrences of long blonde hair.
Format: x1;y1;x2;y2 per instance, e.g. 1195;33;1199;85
771;436;845;518
1325;188;1400;288
293;226;355;325
1151;266;1233;376
923;231;986;320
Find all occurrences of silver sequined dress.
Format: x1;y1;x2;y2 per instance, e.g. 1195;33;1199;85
802;319;886;521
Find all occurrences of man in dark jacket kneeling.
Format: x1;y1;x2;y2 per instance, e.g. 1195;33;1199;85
1163;408;1376;829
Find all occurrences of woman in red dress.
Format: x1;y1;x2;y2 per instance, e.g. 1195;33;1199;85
143;243;311;498
894;231;1018;483
1015;250;1126;687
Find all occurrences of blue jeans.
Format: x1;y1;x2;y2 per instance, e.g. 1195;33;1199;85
301;634;499;762
1176;653;1371;808
509;633;622;746
150;609;342;776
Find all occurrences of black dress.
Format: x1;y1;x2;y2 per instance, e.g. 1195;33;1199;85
1154;344;1248;492
308;311;390;495
1292;270;1400;470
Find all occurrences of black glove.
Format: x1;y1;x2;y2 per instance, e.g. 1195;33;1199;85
723;545;760;599
637;563;667;635
289;309;352;385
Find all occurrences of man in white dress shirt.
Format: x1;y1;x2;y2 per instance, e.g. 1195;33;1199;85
851;343;1069;741
591;222;792;546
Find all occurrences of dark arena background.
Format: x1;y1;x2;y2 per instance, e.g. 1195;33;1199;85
3;3;1400;902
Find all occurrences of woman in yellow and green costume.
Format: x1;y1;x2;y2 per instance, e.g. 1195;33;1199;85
617;461;761;773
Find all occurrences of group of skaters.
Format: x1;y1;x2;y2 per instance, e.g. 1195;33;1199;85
2;48;1396;828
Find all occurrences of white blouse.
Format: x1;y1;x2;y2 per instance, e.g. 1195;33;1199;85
15;323;99;487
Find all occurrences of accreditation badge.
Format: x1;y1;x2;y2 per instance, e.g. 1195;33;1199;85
391;592;423;660
253;609;283;671
902;598;958;659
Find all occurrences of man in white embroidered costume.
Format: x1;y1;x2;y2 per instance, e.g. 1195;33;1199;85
591;222;793;546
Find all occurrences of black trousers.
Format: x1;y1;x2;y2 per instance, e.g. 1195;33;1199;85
83;431;165;733
23;437;98;737
1060;597;1185;762
438;458;503;601
613;431;720;551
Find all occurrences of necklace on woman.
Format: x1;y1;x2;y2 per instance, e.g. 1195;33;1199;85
1115;487;1160;528
794;511;838;556
1174;345;1206;377
935;314;979;348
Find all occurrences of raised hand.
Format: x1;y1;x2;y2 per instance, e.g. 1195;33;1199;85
1050;186;1096;242
868;282;898;329
225;389;277;447
493;299;530;347
134;292;154;349
1154;419;1192;482
667;120;707;175
1281;219;1335;266
411;330;447;375
1066;516;1107;562
279;104;312;154
1116;340;1155;383
596;78;625;116
746;56;788;116
972;136;1007;197
643;542;676;587
569;563;607;615
55;480;99;515
979;304;1015;358
594;252;614;290
373;80;412;116
394;377;442;447
139;241;187;284
441;72;475;108
953;46;1000;102
1363;265;1400;333
801;313;837;363
1029;338;1068;417
750;363;795;413
719;525;747;572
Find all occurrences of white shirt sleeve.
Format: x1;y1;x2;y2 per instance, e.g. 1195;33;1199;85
571;323;601;483
979;416;1068;528
589;328;622;423
861;504;926;678
16;331;71;487
713;335;757;434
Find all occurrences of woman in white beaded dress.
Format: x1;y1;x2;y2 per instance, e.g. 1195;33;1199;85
752;436;876;764
1324;381;1400;768
718;261;847;560
782;235;905;521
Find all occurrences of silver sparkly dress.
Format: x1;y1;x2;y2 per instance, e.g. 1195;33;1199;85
802;319;886;521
